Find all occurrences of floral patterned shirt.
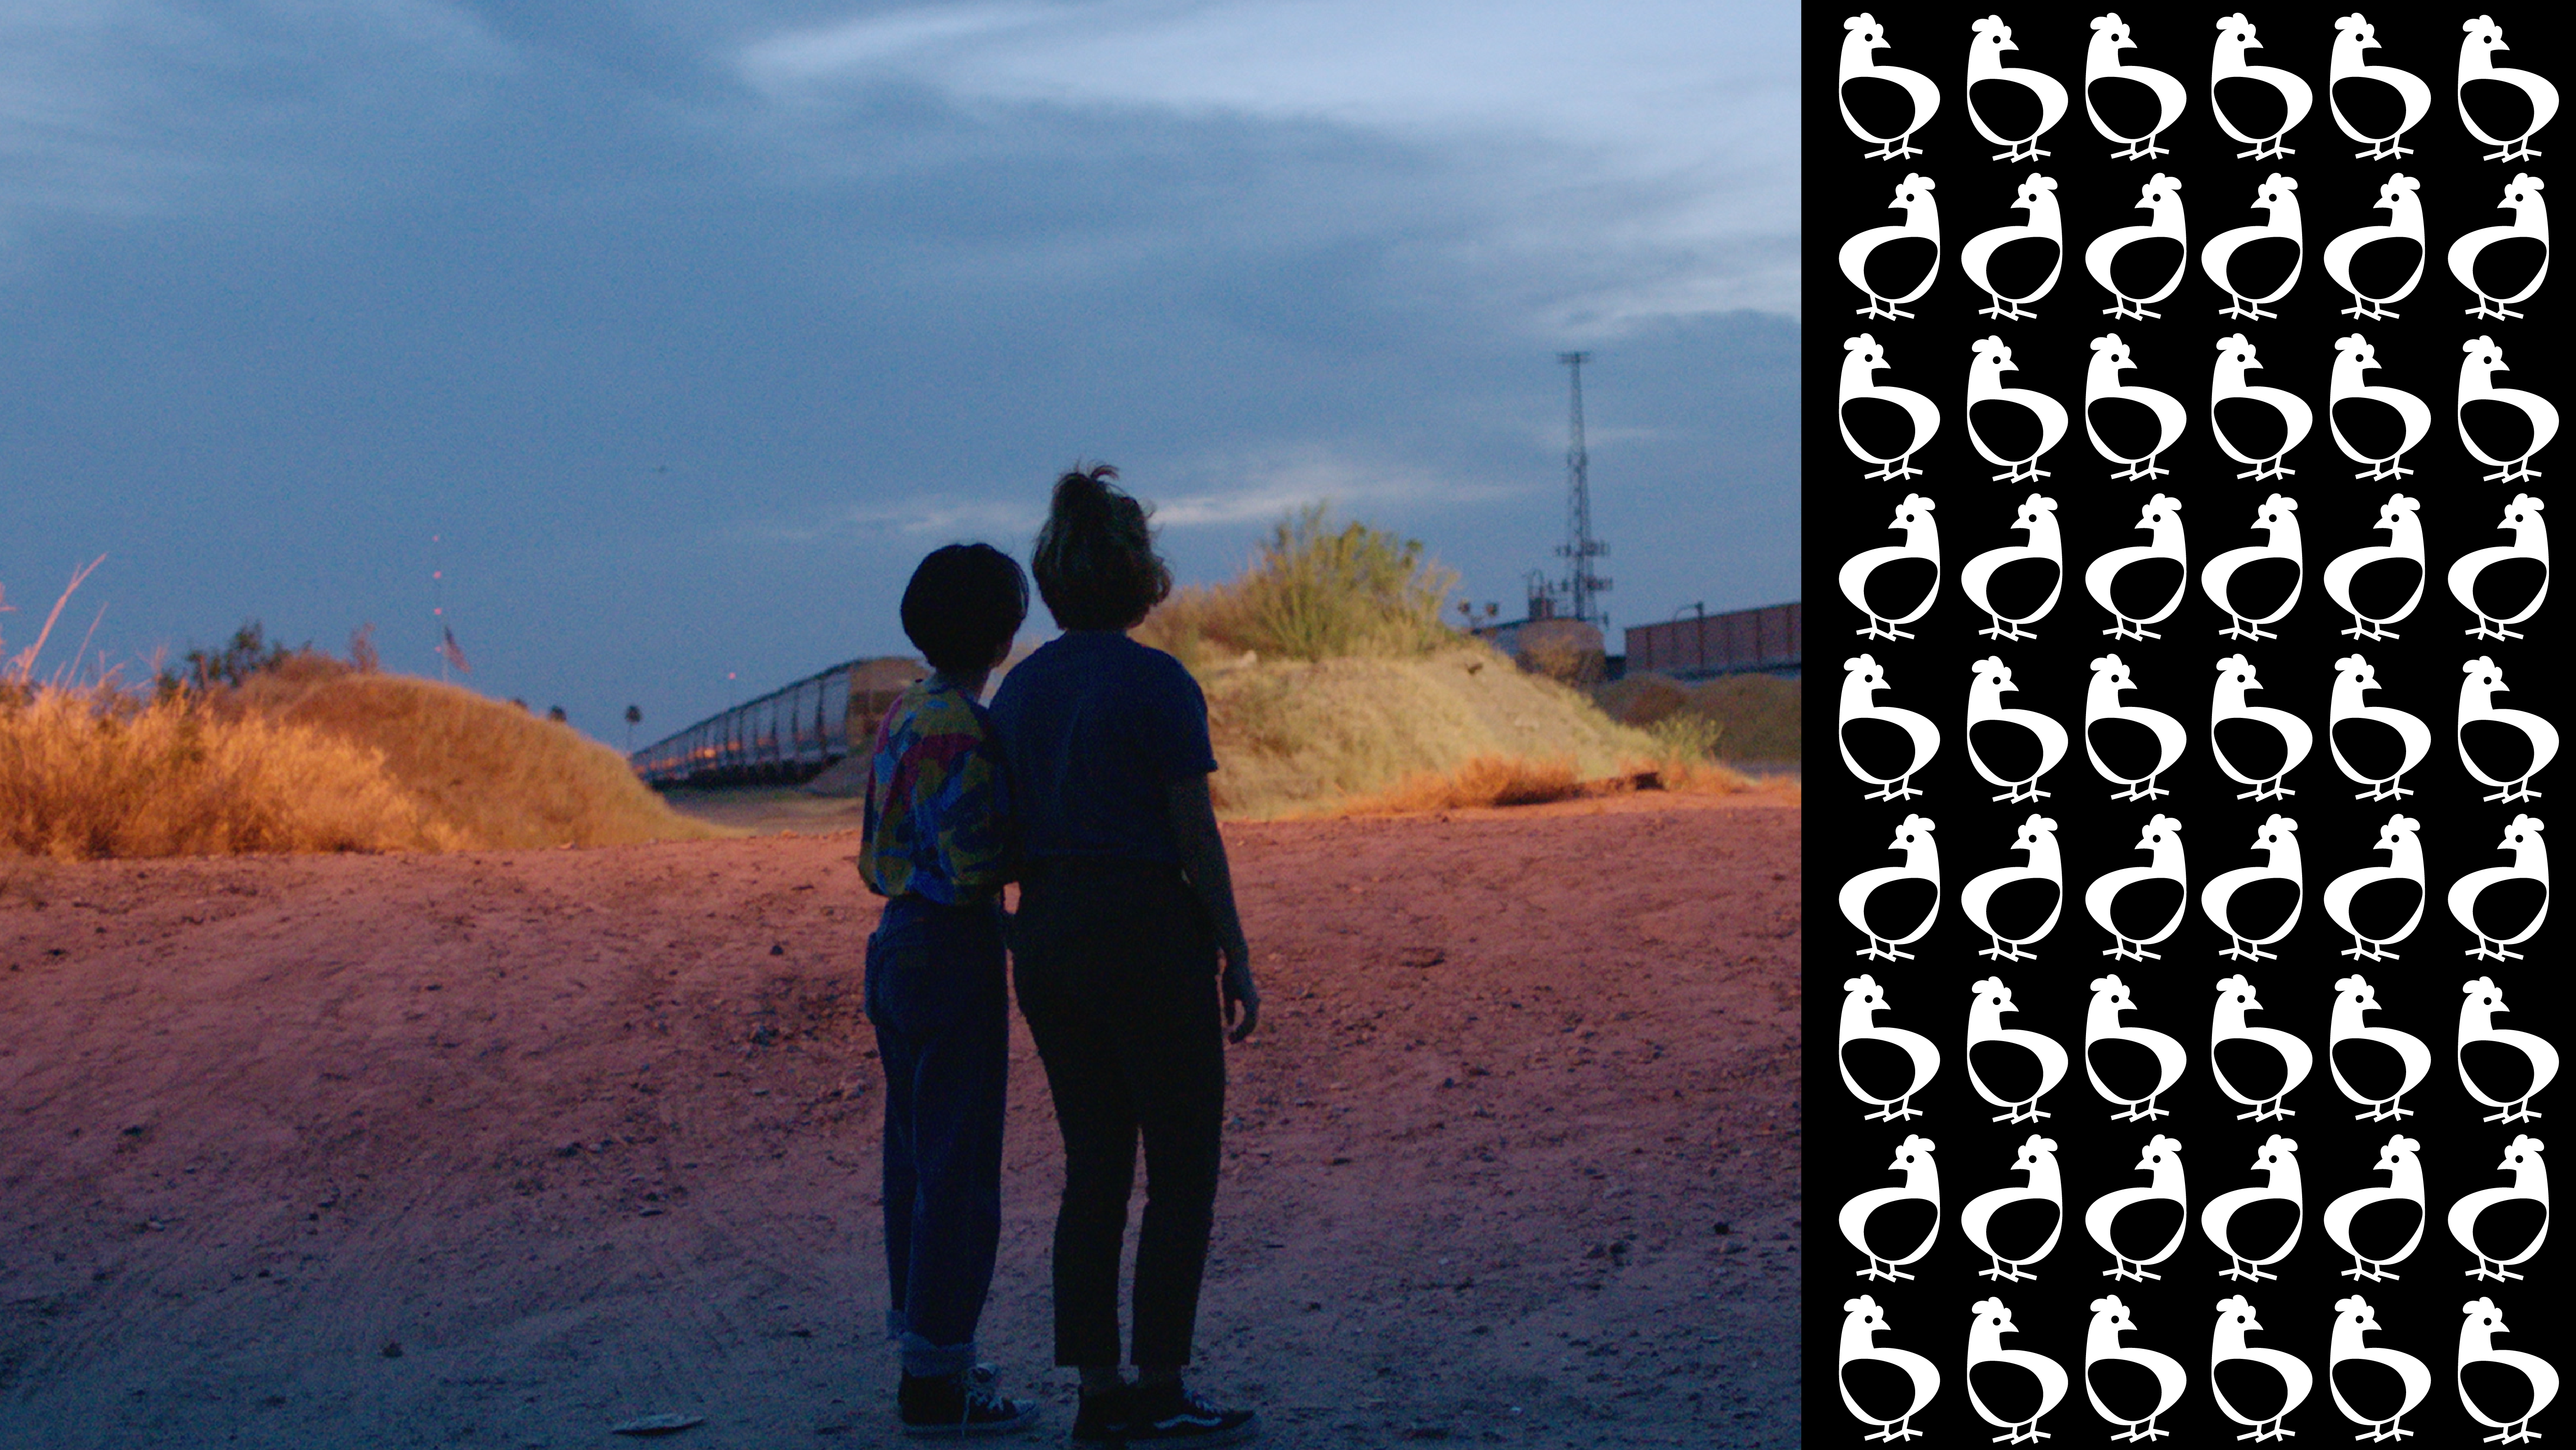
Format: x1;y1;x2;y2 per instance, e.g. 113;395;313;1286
858;676;1014;903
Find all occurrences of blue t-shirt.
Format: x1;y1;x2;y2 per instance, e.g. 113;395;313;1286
989;630;1217;863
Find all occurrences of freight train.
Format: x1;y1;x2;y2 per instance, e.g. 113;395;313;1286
629;656;926;786
1623;602;1801;680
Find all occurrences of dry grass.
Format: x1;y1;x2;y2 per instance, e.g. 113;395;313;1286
226;664;725;851
1333;751;1754;817
1339;755;1587;813
1194;642;1754;819
2;629;723;858
1198;644;1639;816
0;687;463;859
1596;671;1802;763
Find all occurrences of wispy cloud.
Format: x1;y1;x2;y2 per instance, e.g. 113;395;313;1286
1149;444;1530;527
746;494;1041;543
746;442;1529;547
729;0;1798;323
0;0;510;253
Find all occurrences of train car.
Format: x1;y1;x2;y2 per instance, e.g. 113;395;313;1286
630;655;927;785
1623;602;1801;680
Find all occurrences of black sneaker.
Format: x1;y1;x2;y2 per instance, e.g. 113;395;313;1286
1122;1381;1261;1445
1069;1383;1131;1448
899;1367;1039;1438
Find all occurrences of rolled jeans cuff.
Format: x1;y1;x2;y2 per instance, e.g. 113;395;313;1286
887;1310;978;1379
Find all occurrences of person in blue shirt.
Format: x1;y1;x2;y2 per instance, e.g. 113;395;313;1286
856;543;1038;1438
990;466;1263;1447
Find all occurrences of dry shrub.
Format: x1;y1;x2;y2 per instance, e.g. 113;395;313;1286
1339;755;1585;814
1595;671;1801;763
1640;757;1757;796
1520;638;1605;685
1137;505;1455;668
1597;673;1695;726
0;687;461;859
226;667;723;851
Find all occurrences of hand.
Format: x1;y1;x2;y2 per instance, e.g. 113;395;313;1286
1221;939;1260;1043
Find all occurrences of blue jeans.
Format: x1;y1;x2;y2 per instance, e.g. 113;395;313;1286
866;893;1009;1379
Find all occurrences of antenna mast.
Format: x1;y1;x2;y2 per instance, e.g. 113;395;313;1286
1555;351;1609;626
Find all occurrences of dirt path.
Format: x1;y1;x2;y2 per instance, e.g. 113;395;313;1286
0;793;1801;1449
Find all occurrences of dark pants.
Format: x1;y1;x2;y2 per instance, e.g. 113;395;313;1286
866;894;1009;1379
1013;859;1226;1369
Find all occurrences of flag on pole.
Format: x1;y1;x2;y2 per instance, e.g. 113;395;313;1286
436;626;471;674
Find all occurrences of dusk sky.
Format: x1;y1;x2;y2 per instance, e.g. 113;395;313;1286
2;1;1798;744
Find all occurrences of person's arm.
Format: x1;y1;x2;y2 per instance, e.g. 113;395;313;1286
1166;773;1258;1042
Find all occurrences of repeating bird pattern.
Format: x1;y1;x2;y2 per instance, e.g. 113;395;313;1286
2084;16;2185;161
2322;171;2425;319
2330;16;2430;160
1819;13;2558;1443
2328;974;2430;1117
1965;1296;2069;1440
2324;1134;2427;1280
2457;1296;2558;1443
2448;172;2548;320
2328;1293;2431;1440
1963;172;2064;318
2202;1132;2305;1280
2085;972;2189;1121
2085;1293;2189;1440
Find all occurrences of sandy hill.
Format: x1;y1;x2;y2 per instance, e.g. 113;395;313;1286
1194;643;1665;816
231;667;722;849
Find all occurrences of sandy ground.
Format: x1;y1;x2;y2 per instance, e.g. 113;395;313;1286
0;791;1801;1450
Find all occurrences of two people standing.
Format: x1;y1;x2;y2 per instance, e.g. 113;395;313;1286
856;466;1262;1444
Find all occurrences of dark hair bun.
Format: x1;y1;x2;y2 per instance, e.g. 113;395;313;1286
1032;463;1172;631
1052;463;1119;520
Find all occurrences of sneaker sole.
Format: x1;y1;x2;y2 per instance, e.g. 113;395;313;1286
901;1407;1040;1439
1125;1420;1261;1447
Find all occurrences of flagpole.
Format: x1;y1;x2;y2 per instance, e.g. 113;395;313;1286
431;534;447;683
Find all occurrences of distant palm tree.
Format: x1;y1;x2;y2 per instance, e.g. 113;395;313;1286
625;704;642;752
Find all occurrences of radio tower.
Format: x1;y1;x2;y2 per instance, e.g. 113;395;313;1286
1555;351;1610;626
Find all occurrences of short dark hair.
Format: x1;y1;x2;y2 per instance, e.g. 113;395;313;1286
900;543;1029;675
1031;463;1171;630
